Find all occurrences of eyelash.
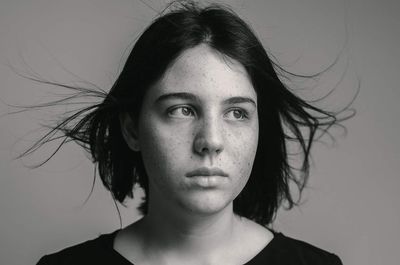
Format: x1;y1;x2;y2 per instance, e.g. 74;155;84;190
167;106;249;120
167;106;195;118
225;108;248;120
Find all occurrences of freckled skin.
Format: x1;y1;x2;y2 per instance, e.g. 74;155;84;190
134;44;259;216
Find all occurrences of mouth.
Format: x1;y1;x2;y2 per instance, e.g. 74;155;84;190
185;167;228;178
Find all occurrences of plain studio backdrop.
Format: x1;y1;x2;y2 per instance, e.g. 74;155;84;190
0;0;399;264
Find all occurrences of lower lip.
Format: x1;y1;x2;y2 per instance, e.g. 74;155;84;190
187;175;227;188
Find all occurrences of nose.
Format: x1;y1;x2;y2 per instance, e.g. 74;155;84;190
193;117;224;157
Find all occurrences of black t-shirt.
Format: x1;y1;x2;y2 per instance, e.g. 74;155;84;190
37;230;342;265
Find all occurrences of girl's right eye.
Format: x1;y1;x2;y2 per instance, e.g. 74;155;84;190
167;106;195;118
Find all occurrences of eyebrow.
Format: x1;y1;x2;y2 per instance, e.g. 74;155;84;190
222;96;257;107
155;92;198;103
155;92;257;107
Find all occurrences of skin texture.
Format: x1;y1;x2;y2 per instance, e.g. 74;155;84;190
126;44;259;217
118;44;272;265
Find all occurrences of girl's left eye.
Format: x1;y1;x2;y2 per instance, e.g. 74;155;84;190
167;106;195;118
225;109;248;120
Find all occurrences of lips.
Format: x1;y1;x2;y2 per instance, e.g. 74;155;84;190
185;167;228;178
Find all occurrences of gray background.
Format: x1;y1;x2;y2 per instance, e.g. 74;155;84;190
0;0;399;264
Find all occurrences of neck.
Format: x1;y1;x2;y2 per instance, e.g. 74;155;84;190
118;195;273;265
139;197;240;256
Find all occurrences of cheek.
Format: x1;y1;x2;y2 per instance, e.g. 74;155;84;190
228;124;259;181
138;121;191;180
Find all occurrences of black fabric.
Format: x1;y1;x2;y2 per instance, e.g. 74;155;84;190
37;230;342;265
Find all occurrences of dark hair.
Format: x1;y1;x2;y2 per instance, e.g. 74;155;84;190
20;1;353;226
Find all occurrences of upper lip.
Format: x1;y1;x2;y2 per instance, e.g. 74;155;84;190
186;167;228;177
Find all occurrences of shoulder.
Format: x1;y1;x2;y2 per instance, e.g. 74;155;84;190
267;232;343;265
36;231;119;265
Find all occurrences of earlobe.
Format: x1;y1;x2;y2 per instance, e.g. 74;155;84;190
119;113;140;151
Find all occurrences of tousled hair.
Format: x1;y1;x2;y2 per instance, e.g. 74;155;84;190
19;1;354;226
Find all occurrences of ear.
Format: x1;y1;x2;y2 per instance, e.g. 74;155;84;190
119;112;140;152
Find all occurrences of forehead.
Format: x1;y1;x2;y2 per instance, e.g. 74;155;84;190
151;44;256;100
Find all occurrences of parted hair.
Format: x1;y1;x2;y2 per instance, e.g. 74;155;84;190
22;1;350;226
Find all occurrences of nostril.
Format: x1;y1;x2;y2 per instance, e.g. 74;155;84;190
193;120;224;156
201;147;209;154
193;136;224;156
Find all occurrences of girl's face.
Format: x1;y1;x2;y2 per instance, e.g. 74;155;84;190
131;45;258;215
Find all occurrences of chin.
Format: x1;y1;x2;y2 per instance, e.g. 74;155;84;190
177;191;233;216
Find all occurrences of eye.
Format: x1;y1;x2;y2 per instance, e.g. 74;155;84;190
167;106;195;118
225;109;248;120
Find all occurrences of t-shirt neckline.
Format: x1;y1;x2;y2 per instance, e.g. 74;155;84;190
101;229;283;265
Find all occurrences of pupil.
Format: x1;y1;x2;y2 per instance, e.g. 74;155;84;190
182;108;190;115
233;110;242;119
